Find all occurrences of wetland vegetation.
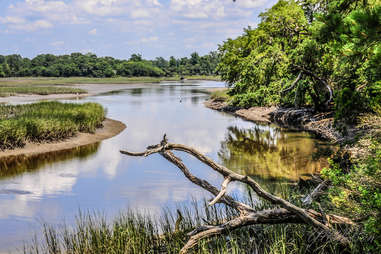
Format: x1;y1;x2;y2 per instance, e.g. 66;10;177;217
0;84;86;97
0;101;105;150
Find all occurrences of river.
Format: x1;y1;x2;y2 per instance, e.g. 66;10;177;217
0;80;331;252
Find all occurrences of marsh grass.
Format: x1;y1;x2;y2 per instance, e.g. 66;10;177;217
23;194;361;254
0;101;105;150
0;85;86;97
0;76;220;87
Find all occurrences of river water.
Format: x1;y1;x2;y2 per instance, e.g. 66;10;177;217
0;81;331;252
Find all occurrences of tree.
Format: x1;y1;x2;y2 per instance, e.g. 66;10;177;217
129;53;143;62
2;62;11;77
0;65;5;77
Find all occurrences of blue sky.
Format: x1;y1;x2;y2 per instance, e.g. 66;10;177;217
0;0;276;60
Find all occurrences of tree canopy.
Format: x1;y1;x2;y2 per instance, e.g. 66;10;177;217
0;51;220;78
218;0;381;121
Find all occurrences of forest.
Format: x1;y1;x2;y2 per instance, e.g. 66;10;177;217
217;0;380;122
0;51;219;78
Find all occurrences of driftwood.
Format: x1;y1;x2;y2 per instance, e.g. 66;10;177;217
120;135;354;254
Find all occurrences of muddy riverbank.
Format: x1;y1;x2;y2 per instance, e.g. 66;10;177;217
204;98;343;142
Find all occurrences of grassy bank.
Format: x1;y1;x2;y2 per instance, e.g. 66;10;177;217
24;192;366;254
0;76;221;87
0;85;86;97
0;101;105;150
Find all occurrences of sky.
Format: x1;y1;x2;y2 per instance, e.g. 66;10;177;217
0;0;276;60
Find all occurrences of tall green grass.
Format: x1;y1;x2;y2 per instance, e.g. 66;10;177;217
0;85;86;97
0;101;105;150
22;195;363;254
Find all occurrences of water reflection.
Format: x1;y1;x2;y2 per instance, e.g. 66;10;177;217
218;125;332;182
0;143;100;179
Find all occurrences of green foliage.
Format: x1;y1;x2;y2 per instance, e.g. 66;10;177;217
217;0;381;119
0;51;220;78
0;102;105;150
322;141;381;253
217;0;310;108
334;88;364;122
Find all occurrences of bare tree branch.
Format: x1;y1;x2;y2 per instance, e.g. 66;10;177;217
209;177;231;206
120;135;353;253
302;180;330;205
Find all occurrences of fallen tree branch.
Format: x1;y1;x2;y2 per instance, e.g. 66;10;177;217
302;180;330;205
120;135;354;253
209;176;231;206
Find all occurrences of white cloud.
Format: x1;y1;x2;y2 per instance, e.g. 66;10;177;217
0;16;53;31
170;0;226;19
0;0;275;57
236;0;268;8
130;8;151;18
0;16;25;24
88;28;97;35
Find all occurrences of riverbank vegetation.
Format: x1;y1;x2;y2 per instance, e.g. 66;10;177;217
217;0;380;120
0;85;86;97
216;0;380;252
0;75;220;87
0;101;105;150
24;196;360;254
0;51;219;78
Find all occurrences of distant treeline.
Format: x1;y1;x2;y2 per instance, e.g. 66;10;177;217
0;52;219;78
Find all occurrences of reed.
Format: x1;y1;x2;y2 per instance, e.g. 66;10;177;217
22;196;361;254
0;101;105;150
0;85;86;97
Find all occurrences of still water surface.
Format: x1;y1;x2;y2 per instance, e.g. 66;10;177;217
0;81;331;252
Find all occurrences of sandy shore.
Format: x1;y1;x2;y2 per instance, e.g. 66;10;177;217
0;118;126;159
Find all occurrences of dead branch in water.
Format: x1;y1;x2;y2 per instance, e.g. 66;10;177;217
302;179;331;205
120;134;354;254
